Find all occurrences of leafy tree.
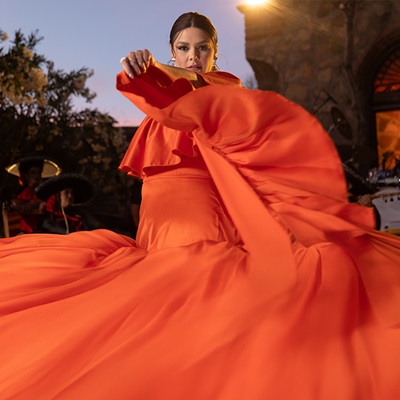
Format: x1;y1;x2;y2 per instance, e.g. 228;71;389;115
0;29;133;229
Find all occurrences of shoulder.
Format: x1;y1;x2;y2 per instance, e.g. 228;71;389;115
198;71;242;87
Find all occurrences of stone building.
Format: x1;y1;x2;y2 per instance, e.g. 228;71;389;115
238;0;400;175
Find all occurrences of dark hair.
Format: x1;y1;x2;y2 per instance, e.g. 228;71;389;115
169;12;218;50
19;157;44;175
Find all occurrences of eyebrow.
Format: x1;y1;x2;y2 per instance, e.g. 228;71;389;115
175;40;210;46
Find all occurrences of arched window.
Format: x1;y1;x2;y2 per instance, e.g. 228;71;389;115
357;31;400;169
374;49;400;94
374;48;400;169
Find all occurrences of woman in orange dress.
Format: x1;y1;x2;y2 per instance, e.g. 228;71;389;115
0;12;399;400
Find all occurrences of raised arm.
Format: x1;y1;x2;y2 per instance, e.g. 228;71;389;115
120;49;205;88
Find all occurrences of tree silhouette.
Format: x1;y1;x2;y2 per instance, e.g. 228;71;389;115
0;29;131;222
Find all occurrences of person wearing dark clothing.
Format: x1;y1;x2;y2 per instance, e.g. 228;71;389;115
35;173;101;234
5;156;61;234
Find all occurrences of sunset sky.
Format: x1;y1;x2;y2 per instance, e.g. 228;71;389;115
1;0;255;126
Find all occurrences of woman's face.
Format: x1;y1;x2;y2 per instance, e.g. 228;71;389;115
171;27;217;73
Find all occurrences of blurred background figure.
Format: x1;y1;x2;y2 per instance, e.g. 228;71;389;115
35;173;102;234
3;156;61;235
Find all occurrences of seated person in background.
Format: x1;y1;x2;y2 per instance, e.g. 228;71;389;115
6;156;49;233
35;173;102;234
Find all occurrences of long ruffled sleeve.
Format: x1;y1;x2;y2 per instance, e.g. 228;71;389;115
116;67;400;327
117;67;374;236
117;66;242;178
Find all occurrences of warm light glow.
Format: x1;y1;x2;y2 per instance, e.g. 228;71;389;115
245;0;270;5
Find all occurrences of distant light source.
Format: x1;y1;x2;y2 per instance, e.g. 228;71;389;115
245;0;270;5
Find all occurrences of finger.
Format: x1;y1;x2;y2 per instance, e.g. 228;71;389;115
142;49;151;69
134;50;149;72
120;57;135;79
127;52;142;76
143;49;155;69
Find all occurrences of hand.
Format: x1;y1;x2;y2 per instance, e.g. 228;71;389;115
120;49;155;79
38;201;47;213
357;194;373;207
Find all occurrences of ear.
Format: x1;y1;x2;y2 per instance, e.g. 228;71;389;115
170;45;175;58
214;43;219;59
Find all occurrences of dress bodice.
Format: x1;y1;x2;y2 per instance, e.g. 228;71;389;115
136;155;241;251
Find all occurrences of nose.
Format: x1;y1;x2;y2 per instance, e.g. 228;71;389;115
189;48;199;61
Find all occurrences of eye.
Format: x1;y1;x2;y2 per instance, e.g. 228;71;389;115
198;45;210;51
177;46;189;52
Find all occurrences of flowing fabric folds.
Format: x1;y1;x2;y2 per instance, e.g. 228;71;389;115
117;67;400;326
0;66;399;400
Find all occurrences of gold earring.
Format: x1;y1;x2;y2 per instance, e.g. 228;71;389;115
168;57;176;67
213;56;219;70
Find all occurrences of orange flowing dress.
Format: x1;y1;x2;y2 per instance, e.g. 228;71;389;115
0;66;399;400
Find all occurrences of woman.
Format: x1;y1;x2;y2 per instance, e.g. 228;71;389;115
0;12;399;400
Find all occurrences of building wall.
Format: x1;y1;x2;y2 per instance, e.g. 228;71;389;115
238;0;400;166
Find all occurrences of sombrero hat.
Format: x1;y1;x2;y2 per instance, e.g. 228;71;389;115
6;156;62;179
35;173;94;205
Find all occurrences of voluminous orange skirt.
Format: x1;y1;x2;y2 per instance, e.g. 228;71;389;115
0;167;399;399
0;70;399;399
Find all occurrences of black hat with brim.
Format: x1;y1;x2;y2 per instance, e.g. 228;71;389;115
6;156;62;178
35;173;94;204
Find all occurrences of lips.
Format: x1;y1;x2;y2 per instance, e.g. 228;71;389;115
187;65;202;72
